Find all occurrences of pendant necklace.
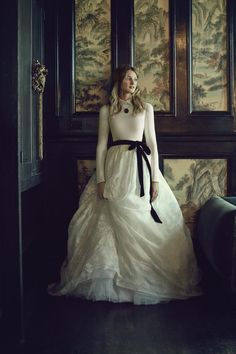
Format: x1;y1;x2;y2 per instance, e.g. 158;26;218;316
120;98;131;114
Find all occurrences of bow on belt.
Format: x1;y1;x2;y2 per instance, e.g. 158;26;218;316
110;140;162;223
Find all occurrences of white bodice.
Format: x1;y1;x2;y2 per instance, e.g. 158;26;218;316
109;99;144;142
96;100;159;183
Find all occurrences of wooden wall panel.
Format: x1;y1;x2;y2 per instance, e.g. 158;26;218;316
44;0;235;135
43;0;236;262
0;0;24;342
20;0;44;192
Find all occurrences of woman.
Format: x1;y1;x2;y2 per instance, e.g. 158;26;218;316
48;65;202;304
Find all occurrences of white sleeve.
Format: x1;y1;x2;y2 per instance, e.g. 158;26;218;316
96;105;110;183
144;103;159;182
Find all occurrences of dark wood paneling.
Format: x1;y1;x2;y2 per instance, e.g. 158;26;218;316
44;0;59;138
116;0;134;66
31;0;44;181
0;0;24;342
46;133;236;193
58;0;73;120
0;0;47;343
44;0;236;136
233;0;236;129
20;0;44;192
176;0;188;120
155;115;234;134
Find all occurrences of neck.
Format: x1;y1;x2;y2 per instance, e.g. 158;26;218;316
119;93;131;101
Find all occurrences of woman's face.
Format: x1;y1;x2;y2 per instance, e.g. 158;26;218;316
120;69;138;96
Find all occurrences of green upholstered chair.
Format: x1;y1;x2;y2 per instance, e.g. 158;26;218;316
196;196;236;296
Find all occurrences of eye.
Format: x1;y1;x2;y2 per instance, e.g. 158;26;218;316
128;76;137;81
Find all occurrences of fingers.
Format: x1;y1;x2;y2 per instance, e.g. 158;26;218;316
98;192;102;199
151;182;159;202
98;189;107;199
99;194;108;200
151;190;158;202
97;182;105;199
98;190;104;199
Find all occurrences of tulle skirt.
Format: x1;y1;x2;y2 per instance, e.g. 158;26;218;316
48;145;202;305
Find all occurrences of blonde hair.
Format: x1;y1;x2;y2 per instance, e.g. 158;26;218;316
109;65;145;116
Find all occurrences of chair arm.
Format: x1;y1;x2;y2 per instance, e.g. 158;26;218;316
196;196;236;280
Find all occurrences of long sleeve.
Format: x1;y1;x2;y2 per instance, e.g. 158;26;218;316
96;105;110;183
144;103;159;181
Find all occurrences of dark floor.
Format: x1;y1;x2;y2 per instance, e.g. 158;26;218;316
3;292;236;354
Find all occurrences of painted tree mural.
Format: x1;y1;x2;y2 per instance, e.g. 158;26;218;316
75;0;111;112
164;159;227;236
192;0;227;111
134;0;170;111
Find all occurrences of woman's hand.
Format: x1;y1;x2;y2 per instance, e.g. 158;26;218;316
97;182;105;199
151;182;159;202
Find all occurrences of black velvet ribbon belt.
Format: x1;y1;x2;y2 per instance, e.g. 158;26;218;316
110;140;162;223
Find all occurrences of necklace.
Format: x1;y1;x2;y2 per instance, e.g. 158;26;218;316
120;98;132;114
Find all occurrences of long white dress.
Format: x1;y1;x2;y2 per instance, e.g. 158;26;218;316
48;99;202;305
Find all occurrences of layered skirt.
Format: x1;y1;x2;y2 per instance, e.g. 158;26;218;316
48;144;202;304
